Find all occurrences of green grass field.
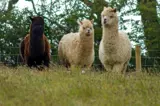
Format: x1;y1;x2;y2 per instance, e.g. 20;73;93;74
0;66;160;106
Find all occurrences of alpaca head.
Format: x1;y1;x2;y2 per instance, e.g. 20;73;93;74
30;16;44;36
101;7;118;27
78;19;94;38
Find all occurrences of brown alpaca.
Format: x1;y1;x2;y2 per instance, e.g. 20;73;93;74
20;16;50;68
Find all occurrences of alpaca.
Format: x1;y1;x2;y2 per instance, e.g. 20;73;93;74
99;7;132;73
58;19;94;69
20;16;50;68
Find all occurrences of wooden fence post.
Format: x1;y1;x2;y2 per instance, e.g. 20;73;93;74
135;45;141;71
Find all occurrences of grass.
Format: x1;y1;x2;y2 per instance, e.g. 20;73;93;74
0;66;160;106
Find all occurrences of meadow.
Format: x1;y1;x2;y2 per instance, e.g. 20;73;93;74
0;65;160;106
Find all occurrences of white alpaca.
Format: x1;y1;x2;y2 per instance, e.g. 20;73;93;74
58;19;94;69
99;7;132;73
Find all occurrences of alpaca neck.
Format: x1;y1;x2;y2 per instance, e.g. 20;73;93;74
30;32;44;47
102;24;118;43
29;32;44;56
78;33;94;54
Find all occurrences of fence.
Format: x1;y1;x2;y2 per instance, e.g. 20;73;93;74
0;45;160;71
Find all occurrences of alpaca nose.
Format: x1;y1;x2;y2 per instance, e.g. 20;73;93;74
104;18;107;23
87;29;91;34
86;29;91;36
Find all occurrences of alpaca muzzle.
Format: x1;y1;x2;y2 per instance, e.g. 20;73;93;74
104;18;107;24
86;29;91;36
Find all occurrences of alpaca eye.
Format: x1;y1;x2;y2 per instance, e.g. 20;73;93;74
110;16;113;18
83;27;86;29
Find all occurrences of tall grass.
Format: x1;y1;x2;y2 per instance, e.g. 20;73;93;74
0;66;160;106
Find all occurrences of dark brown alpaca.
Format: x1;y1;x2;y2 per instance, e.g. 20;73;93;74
20;16;50;69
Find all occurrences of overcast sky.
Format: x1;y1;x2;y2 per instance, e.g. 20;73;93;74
16;0;32;9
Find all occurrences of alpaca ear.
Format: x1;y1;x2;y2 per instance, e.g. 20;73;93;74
90;19;94;24
103;6;107;10
30;16;34;21
112;8;117;13
77;20;83;25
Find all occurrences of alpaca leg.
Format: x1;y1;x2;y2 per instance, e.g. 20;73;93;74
36;59;44;70
27;57;35;68
122;63;127;74
103;64;112;72
65;62;71;68
87;64;92;69
81;65;88;74
112;63;124;73
83;64;92;72
61;58;70;68
64;59;71;70
44;54;50;67
36;57;43;68
122;61;129;74
36;57;43;65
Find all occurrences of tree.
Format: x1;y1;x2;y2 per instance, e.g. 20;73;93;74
137;0;160;63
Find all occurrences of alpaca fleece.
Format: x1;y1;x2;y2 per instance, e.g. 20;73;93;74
58;19;94;68
20;16;50;68
99;7;132;73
